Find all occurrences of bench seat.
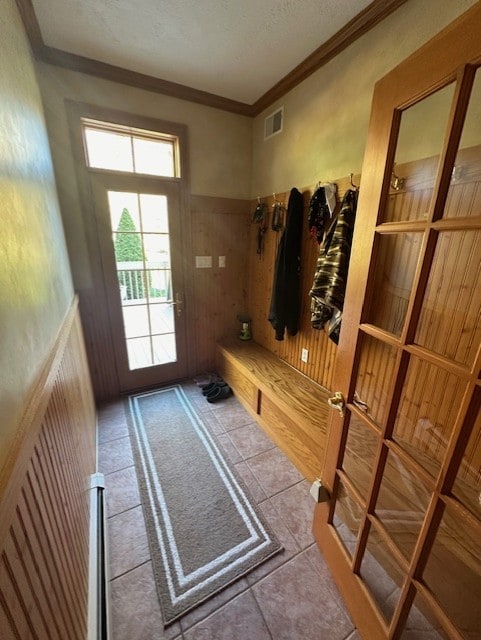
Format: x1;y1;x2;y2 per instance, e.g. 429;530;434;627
216;339;330;482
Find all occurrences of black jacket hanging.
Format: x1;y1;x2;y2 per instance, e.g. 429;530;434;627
268;188;304;341
309;188;358;344
308;185;330;244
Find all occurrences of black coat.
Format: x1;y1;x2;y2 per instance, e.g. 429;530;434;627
268;188;304;341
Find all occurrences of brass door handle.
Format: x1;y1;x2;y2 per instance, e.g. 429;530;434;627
328;392;345;418
172;292;183;317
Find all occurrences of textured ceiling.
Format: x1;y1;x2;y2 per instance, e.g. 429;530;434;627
31;0;373;104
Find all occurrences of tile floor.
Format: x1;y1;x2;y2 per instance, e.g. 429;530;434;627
97;381;359;640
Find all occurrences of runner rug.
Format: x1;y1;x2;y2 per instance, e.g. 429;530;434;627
126;384;282;626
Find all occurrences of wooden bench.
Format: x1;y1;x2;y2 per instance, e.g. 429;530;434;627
216;339;330;482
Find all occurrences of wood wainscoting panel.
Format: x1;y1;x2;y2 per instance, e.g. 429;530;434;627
190;195;251;374
0;299;96;640
78;288;120;401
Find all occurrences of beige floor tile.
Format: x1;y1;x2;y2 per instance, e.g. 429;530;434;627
104;465;141;517
233;461;268;503
211;401;253;431
110;562;181;640
246;498;300;585
247;447;303;497
270;480;316;549
214;432;242;464
227;422;275;459
107;505;150;579
253;549;354;640
98;436;134;475
180;578;249;632
183;590;271;640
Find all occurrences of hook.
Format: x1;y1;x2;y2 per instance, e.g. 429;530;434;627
349;173;359;190
391;165;405;191
451;165;464;182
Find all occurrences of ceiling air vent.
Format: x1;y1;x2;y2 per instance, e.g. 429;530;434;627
264;106;284;140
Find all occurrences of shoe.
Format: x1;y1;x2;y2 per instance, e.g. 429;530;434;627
206;385;232;403
202;381;228;396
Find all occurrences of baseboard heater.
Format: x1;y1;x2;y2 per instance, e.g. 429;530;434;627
88;472;109;640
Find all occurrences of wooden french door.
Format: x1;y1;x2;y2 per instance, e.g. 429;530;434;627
313;6;481;640
91;172;189;392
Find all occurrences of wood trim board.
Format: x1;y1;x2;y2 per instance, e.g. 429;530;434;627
15;0;409;116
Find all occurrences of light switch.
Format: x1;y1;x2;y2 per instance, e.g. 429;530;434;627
218;256;226;268
195;256;212;268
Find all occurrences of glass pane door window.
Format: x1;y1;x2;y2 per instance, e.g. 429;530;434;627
107;191;176;370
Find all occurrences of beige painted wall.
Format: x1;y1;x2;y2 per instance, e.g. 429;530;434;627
36;64;252;290
251;0;479;197
35;1;477;294
0;0;74;471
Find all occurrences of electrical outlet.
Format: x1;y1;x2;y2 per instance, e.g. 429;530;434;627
301;348;308;363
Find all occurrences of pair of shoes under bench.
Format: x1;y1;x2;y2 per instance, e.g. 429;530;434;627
201;381;228;395
205;383;232;403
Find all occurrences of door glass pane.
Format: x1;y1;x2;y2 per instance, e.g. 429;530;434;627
359;524;405;623
401;592;450;639
367;233;423;335
108;190;177;370
152;334;177;365
452;407;481;518
143;233;171;269
127;337;153;369
148;270;172;302
423;505;481;639
149;303;175;334
385;186;434;226
382;83;455;223
332;477;363;559
444;67;481;220
139;193;169;232
122;304;150;339
343;414;379;500
355;334;398;428
375;449;431;561
415;230;481;367
392;356;468;479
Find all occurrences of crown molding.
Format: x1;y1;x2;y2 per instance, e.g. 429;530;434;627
41;45;255;116
252;0;409;114
16;0;408;117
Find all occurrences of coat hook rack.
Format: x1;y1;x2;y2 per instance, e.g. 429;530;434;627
391;165;405;191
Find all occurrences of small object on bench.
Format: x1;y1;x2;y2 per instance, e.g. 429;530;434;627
237;314;252;341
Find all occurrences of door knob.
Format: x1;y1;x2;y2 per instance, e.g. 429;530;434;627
328;391;345;417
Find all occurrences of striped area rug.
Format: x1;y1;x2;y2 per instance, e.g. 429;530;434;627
126;384;282;625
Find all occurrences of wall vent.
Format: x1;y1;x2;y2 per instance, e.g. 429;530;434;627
264;106;284;140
